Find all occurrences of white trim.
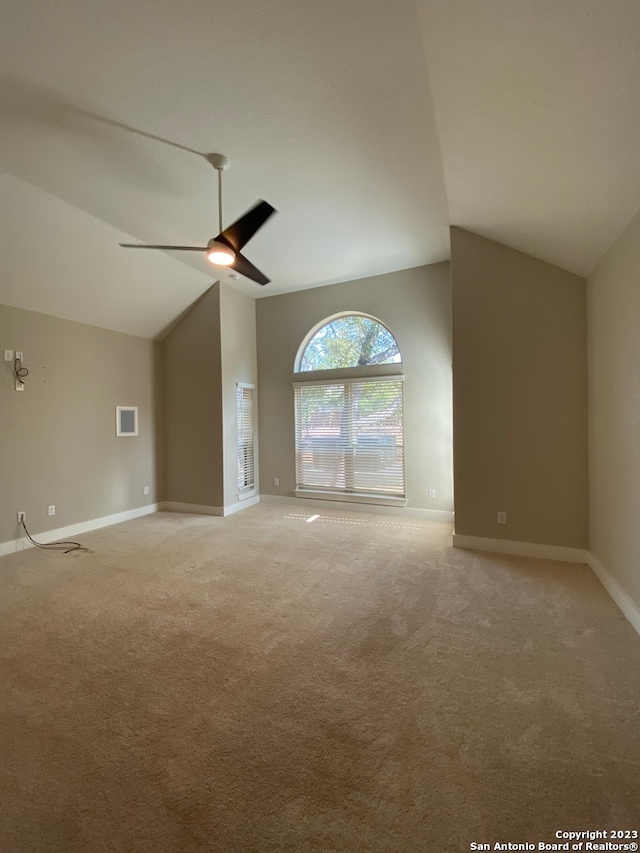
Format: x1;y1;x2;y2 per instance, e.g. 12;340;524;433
224;495;260;516
115;405;138;436
153;498;261;517
294;311;402;373
163;502;224;516
237;488;257;501
236;383;256;494
0;503;160;557
293;374;404;388
452;534;588;564
587;552;640;637
294;488;407;508
260;493;453;521
431;532;640;638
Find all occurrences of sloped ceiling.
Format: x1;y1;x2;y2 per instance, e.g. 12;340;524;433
418;0;640;276
1;0;640;339
1;174;210;339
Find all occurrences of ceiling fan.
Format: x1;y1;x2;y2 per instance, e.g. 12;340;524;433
119;153;276;285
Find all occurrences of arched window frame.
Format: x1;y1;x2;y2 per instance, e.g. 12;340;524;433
292;312;406;507
294;311;403;375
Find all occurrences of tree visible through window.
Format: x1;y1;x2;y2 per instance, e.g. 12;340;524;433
294;378;405;497
294;314;405;502
298;315;401;372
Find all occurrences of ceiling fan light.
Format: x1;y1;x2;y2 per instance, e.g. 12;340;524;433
206;240;236;266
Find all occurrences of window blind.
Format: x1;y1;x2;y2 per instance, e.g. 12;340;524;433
237;384;255;491
294;377;405;496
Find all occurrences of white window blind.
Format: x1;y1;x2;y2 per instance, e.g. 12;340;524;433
237;384;255;491
294;377;405;496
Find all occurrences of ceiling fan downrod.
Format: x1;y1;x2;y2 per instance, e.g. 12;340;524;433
119;151;276;285
205;153;229;234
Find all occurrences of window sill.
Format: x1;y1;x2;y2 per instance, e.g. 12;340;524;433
237;488;257;501
294;489;407;508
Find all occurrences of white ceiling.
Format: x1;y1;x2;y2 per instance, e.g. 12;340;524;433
418;0;640;276
1;0;640;338
0;174;210;339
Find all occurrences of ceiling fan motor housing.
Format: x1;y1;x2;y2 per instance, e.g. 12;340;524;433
206;238;236;265
206;153;230;171
120;153;275;283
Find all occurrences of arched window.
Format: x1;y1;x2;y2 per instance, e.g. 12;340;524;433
296;314;401;372
293;314;406;505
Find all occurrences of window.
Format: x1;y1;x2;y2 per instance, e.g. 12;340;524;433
294;376;405;499
297;314;401;372
237;383;255;494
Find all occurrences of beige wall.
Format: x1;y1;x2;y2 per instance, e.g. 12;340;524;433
451;228;588;547
588;207;640;608
220;283;258;509
163;286;224;508
0;304;162;545
255;263;453;511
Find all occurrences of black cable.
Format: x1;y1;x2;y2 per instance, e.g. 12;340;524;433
20;519;90;554
14;357;28;385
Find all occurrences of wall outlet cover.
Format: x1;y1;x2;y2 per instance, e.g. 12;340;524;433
143;486;150;495
48;505;56;516
15;351;23;361
428;489;436;499
4;349;14;361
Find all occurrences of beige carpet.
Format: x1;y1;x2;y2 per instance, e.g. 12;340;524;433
1;504;639;852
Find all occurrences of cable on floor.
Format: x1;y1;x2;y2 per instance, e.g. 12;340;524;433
20;519;91;554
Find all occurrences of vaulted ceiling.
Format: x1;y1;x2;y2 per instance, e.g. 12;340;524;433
2;0;640;338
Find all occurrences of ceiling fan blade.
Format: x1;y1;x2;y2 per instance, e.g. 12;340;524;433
217;200;276;252
119;244;208;251
231;252;271;285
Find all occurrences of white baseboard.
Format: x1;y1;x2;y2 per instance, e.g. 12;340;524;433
260;493;454;521
0;503;161;557
452;533;588;564
224;495;260;516
294;488;407;508
3;499;637;639
452;534;640;638
163;502;224;516
162;497;260;518
587;552;640;637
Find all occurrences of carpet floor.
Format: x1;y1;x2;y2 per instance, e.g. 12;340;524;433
0;504;639;852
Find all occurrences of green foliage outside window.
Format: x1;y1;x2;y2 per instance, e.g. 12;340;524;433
299;315;401;371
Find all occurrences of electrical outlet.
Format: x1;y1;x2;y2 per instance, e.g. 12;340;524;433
428;489;436;499
4;349;14;361
15;351;23;361
143;486;150;495
497;511;507;524
17;511;25;523
48;505;56;516
15;380;24;392
273;477;279;486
